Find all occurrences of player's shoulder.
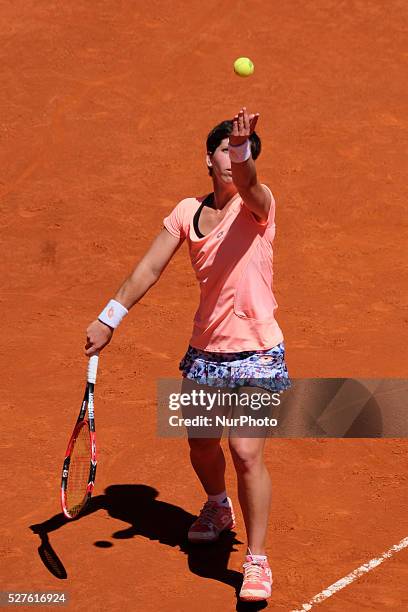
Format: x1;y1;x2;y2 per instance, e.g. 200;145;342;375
174;194;207;215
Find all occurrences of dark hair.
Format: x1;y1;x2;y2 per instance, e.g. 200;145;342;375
206;119;262;176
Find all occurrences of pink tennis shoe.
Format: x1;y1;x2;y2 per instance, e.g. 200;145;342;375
188;498;236;543
239;554;273;601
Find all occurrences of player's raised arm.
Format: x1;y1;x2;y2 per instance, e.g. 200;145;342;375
229;107;271;223
85;227;182;356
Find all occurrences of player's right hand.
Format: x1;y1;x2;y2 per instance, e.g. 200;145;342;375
85;319;113;356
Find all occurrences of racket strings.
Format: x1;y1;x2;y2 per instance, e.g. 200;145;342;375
66;422;91;517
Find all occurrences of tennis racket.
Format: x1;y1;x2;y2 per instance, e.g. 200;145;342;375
61;354;99;519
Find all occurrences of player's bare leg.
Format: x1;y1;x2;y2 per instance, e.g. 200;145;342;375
181;379;226;494
188;437;226;494
229;434;271;554
181;379;236;542
187;436;236;543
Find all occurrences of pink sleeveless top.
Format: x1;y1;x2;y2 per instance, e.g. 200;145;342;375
163;184;284;352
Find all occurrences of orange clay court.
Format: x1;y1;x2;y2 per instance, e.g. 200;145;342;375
1;1;407;610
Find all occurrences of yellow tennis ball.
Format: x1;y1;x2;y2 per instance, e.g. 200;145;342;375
233;57;254;77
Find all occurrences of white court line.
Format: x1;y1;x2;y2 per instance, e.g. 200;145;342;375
291;536;408;611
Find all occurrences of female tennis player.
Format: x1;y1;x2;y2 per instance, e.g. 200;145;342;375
85;107;291;602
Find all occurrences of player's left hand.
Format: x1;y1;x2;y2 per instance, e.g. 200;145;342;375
229;107;259;146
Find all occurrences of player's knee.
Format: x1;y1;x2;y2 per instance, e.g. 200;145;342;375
229;441;263;473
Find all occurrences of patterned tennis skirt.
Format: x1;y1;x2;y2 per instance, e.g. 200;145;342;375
179;342;292;392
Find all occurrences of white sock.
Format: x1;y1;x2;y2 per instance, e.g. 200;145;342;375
247;547;267;561
208;491;229;506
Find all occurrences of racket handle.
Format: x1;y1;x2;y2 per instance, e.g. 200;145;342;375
88;353;99;384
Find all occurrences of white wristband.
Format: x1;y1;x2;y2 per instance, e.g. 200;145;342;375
98;299;128;329
228;139;251;163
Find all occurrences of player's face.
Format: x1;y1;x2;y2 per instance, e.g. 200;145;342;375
206;138;233;183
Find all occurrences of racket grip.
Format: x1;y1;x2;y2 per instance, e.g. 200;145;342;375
88;354;99;384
